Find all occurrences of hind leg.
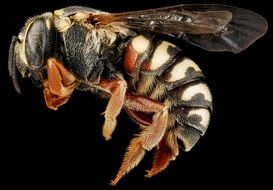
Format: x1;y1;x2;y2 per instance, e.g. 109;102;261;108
110;95;168;185
145;128;179;177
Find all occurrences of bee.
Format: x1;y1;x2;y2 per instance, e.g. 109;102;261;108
8;4;267;185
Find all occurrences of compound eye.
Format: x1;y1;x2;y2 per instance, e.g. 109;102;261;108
25;18;48;68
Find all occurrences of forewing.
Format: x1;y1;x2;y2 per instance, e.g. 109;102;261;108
178;5;268;53
95;4;267;53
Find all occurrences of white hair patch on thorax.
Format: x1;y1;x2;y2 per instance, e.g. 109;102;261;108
45;19;51;30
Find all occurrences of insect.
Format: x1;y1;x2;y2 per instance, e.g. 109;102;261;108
8;4;267;185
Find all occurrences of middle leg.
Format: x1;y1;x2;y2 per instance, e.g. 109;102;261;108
97;75;127;141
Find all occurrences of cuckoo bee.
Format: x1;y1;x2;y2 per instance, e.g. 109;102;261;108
8;4;267;185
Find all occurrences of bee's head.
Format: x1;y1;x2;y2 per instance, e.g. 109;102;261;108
8;13;56;93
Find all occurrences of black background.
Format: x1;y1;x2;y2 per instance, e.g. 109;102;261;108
1;0;271;189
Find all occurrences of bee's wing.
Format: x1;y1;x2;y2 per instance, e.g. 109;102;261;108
96;4;267;53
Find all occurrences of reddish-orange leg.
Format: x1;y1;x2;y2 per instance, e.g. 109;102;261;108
95;76;169;185
43;58;78;110
145;128;179;177
97;77;165;140
124;91;165;126
43;57;173;184
97;77;127;140
110;92;168;185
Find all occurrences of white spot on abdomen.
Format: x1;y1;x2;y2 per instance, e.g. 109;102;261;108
131;35;150;53
167;58;201;82
188;108;210;128
150;41;175;70
181;83;212;102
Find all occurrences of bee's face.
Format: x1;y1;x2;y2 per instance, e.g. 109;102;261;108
9;13;56;90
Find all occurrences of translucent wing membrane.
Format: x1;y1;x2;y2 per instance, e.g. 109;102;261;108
96;4;267;53
179;5;268;53
110;5;232;35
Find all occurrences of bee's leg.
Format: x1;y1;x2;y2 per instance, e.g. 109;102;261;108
145;128;179;177
98;77;127;140
110;101;168;185
124;91;165;126
123;94;180;178
43;58;78;110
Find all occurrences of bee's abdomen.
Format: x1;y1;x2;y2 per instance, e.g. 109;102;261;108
124;35;213;151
